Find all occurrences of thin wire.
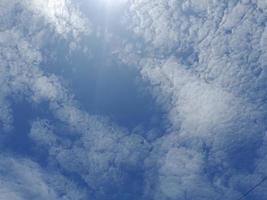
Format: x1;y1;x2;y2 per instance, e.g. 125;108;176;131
236;176;267;200
205;142;267;200
184;135;267;200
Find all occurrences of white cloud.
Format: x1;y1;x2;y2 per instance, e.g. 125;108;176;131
32;75;64;102
0;154;87;200
29;115;150;199
0;98;12;131
0;3;150;198
25;0;90;39
1;0;267;199
140;57;258;141
30;119;57;147
0;0;90;52
0;26;149;199
257;0;267;10
124;0;212;54
0;0;90;131
117;0;267;199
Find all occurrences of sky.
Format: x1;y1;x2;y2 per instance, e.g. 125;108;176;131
0;0;267;200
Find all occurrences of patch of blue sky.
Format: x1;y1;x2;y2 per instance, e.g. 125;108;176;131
41;32;167;135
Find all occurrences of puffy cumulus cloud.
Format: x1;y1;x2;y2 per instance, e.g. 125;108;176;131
257;0;267;10
156;148;216;199
0;29;64;132
124;0;210;54
142;124;266;200
29;119;57;147
124;0;267;76
0;0;89;131
1;0;267;200
140;58;266;141
0;1;149;199
0;0;86;130
0;154;88;200
0;30;40;132
0;27;149;199
0;98;12;131
0;2;150;199
25;0;90;38
29;116;150;199
0;0;90;52
115;0;267;199
32;75;69;103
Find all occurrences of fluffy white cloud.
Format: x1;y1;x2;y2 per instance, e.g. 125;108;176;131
0;154;88;200
25;0;90;38
140;57;266;142
0;0;90;59
0;98;12;131
0;26;149;200
29;114;150;199
116;0;267;199
0;1;97;198
0;2;150;199
1;0;267;199
0;0;90;131
124;0;211;54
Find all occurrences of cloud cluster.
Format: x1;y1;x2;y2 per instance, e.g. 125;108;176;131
0;154;88;200
0;0;89;131
30;117;150;199
117;0;267;199
25;0;89;38
1;0;267;199
0;1;150;199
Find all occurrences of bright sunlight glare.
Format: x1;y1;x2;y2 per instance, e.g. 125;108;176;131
99;0;127;8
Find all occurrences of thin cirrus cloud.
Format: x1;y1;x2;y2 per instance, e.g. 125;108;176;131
0;0;267;200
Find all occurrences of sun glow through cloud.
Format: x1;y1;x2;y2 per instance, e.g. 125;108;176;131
1;0;267;200
100;0;127;9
